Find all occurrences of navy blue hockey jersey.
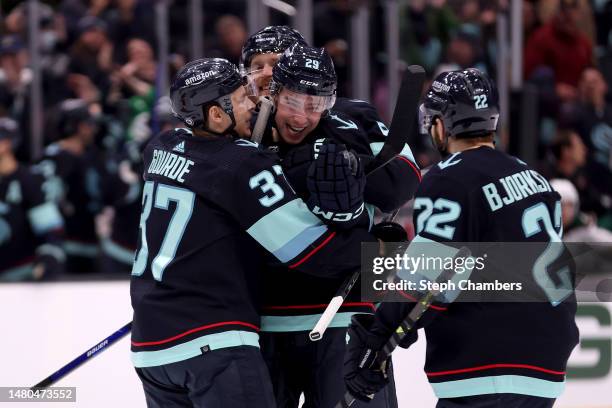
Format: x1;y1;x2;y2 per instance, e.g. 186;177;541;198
374;146;578;399
260;98;421;332
0;165;64;280
130;129;375;367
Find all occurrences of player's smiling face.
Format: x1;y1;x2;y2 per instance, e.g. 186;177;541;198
274;89;324;144
249;53;281;96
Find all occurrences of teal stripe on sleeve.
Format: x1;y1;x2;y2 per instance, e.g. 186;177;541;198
273;225;327;263
0;263;35;282
430;375;565;399
369;142;418;168
27;202;63;235
102;239;135;265
247;198;328;261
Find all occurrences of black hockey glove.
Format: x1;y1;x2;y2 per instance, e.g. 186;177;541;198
343;314;391;402
371;221;408;242
306;141;365;229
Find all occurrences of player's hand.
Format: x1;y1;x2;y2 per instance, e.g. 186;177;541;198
33;253;64;281
343;314;390;402
306;140;365;229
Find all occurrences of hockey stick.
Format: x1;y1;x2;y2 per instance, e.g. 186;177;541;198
335;246;470;408
32;322;132;389
364;65;426;175
309;65;426;342
251;96;275;144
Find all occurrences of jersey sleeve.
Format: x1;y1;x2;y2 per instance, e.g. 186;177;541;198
209;143;375;279
335;99;421;212
20;168;65;265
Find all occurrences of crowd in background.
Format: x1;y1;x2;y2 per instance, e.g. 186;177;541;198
0;0;611;278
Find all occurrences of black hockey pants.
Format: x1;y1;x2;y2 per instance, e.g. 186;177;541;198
135;345;276;408
260;327;398;408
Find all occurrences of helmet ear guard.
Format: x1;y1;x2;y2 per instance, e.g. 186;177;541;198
421;68;499;139
170;58;245;135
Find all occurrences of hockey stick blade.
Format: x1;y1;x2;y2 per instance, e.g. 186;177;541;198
32;322;132;389
365;65;426;175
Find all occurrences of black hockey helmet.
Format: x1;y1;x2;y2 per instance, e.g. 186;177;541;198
170;58;245;132
59;99;95;136
0;116;19;148
270;43;337;99
419;68;499;138
241;25;307;68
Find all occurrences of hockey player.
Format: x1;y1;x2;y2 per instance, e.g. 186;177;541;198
39;100;105;273
130;58;378;407
240;25;307;96
343;69;579;408
248;43;421;407
0;117;65;281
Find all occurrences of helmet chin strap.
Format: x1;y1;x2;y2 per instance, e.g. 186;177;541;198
435;137;450;159
198;96;240;139
430;117;451;158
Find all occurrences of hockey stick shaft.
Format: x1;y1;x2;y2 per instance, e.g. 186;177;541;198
309;66;426;342
251;96;274;144
32;322;132;389
365;65;426;175
336;247;469;408
309;270;361;341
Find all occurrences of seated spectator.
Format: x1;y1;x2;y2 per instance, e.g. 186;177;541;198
207;15;247;65
524;0;593;103
399;0;458;72
542;129;612;228
0;35;32;161
565;68;612;170
551;178;612;242
68;16;114;101
0;117;65;281
105;0;156;63
107;38;156;141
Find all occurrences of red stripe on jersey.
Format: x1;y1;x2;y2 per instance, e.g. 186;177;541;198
289;231;336;269
131;321;260;347
263;302;376;311
397;156;422;182
426;363;566;378
398;290;447;311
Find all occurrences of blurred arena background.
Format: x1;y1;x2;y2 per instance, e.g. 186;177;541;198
0;0;611;407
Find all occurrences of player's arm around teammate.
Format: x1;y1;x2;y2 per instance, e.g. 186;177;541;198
130;58;378;408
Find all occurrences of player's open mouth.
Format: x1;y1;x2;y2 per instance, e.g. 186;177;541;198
288;125;307;134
